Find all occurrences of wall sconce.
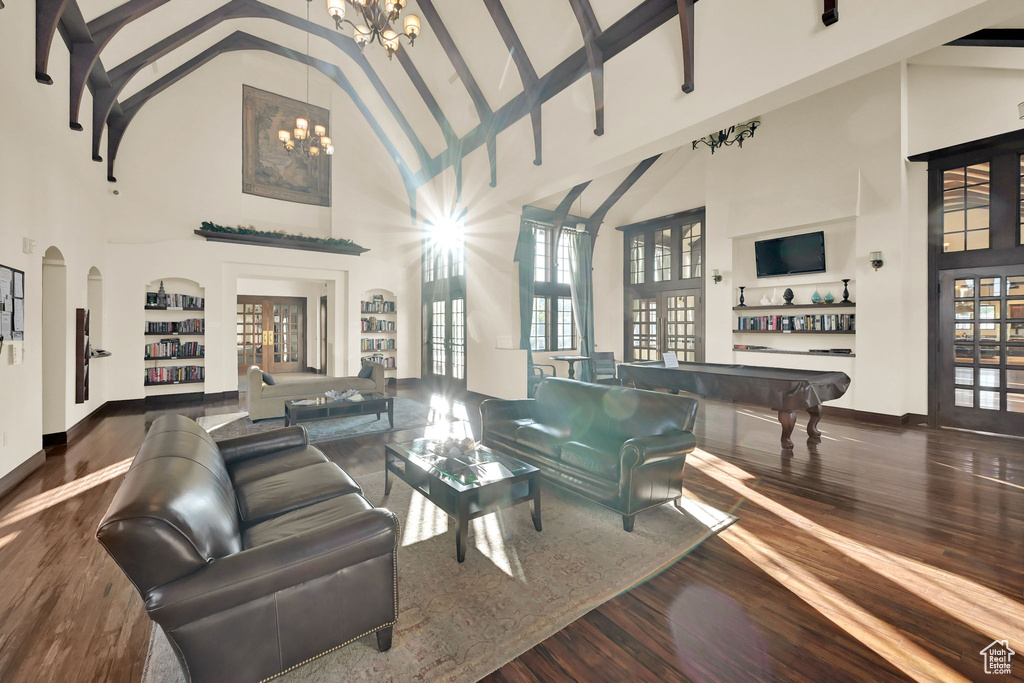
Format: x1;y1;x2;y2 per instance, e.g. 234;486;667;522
1018;101;1024;119
869;251;884;270
711;269;723;284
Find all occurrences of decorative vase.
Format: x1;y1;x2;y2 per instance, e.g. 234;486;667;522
770;288;781;306
738;286;746;307
811;290;822;304
783;288;794;305
760;294;771;306
824;291;835;304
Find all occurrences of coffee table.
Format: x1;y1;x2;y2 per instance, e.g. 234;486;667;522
285;393;393;427
384;439;542;562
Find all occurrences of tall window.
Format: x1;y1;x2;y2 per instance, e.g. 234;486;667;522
680;221;702;279
630;235;644;284
529;221;576;351
943;163;990;253
653;228;671;282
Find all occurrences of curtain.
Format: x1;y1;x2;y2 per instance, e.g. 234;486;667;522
513;220;536;370
567;230;595;383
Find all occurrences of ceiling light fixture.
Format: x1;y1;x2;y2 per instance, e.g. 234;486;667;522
279;1;334;162
692;120;760;154
326;0;422;60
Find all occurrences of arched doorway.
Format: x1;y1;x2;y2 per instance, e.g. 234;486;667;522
42;246;67;441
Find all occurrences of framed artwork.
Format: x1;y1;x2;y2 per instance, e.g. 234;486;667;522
0;264;25;342
242;85;331;207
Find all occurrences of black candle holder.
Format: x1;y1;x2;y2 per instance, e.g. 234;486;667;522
840;279;853;305
738;286;746;307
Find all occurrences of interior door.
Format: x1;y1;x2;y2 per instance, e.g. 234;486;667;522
424;295;466;390
938;268;1024;434
319;295;328;374
628;289;703;362
237;296;306;374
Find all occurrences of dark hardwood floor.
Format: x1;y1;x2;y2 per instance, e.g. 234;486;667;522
1;386;1022;682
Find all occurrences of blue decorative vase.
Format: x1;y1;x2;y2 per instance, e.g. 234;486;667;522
824;291;835;304
811;290;822;304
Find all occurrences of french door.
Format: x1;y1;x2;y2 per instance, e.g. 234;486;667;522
628;288;703;363
424;296;466;389
237;296;306;374
938;268;1024;433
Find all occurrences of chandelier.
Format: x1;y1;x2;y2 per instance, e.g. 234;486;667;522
326;0;422;59
278;1;334;161
692;120;760;154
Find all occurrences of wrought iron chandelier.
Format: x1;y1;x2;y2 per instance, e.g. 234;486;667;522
692;120;760;154
326;0;422;59
278;1;334;161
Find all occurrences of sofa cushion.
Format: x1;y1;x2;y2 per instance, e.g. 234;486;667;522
515;423;570;458
560;441;620;481
358;364;374;379
261;370;276;386
228;445;329;487
236;462;362;525
242;495;375;549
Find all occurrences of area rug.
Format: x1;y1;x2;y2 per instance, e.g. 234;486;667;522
195;397;430;443
141;470;737;683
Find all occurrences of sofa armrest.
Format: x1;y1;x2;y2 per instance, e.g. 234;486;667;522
620;431;696;470
145;507;398;630
217;426;309;465
363;361;386;393
480;398;535;424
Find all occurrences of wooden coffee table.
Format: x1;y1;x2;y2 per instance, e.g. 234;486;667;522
285;393;393;427
384;440;541;562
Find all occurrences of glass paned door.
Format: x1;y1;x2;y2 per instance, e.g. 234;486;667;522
431;300;446;377
939;269;1024;434
237;301;264;373
628;290;702;363
272;302;304;373
630;297;659;361
238;296;305;374
426;297;466;387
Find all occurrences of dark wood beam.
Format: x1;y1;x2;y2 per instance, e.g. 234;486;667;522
552;182;592;243
415;0;498;188
567;0;604;135
69;0;171;131
36;0;70;84
822;0;839;26
585;154;660;241
413;0;679;187
676;0;695;93
482;0;543;165
947;28;1024;48
106;31;414;196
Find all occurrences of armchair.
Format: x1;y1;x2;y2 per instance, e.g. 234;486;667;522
527;362;557;397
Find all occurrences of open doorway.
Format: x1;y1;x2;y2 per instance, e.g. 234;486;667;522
41;246;67;442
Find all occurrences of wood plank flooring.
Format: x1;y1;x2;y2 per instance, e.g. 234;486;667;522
0;387;1021;682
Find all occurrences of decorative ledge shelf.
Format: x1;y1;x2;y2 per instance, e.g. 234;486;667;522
733;303;855;310
144;379;205;387
734;348;856;358
145;332;204;336
733;330;855;334
145;355;205;361
194;229;369;256
144;306;204;311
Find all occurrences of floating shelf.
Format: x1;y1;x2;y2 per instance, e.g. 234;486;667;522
734;348;856;358
145;355;205;361
144;306;204;311
733;303;855;311
733;329;855;334
144;379;205;386
145;332;204;336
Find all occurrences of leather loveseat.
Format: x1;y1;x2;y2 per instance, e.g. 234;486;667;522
481;377;699;532
96;415;398;683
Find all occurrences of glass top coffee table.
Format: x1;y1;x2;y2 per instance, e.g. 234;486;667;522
384;439;542;562
285;393;393;428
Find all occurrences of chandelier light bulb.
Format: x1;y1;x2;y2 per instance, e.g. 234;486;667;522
326;0;345;18
285;140;295;151
309;146;320;157
320;136;331;148
278;130;291;143
382;29;399;53
325;145;335;155
313;124;326;137
354;24;371;45
295;117;309;131
404;14;420;39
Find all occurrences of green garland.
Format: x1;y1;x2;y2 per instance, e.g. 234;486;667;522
199;221;364;249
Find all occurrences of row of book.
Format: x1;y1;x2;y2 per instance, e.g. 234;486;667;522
360;300;395;313
145;340;204;359
145;365;205;385
146;292;205;309
360;338;396;351
736;314;856;332
362;354;397;369
146;319;205;334
361;317;396;332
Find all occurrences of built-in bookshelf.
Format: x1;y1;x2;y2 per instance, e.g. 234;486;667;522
360;289;397;375
732;281;857;358
144;279;205;395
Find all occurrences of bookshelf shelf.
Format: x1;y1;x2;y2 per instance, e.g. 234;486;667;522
145;280;205;394
733;303;855;311
145;355;206;361
144;379;205;387
361;290;397;375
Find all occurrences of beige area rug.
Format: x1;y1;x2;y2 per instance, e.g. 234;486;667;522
142;471;736;683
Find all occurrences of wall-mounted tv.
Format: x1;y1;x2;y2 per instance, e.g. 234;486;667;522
754;231;826;278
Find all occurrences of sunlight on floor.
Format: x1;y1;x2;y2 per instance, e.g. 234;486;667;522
474;512;525;580
425;394;475;440
0;531;20;550
933;461;1024;491
689;448;1024;679
0;457;133;528
401;489;448;547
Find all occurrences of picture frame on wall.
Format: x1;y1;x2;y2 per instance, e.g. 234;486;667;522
241;85;332;207
0;264;25;342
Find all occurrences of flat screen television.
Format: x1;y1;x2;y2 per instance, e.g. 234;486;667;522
754;231;826;277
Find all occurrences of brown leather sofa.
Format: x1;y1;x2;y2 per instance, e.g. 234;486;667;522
481;377;698;532
96;415;398;683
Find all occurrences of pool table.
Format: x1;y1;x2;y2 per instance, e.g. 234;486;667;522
617;361;851;449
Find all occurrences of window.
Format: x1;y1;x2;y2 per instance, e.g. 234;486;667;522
943;163;990;253
680;221;702;279
653;228;671;282
529;221;576;351
423;241;436;283
1019;156;1024;245
629;235;644;284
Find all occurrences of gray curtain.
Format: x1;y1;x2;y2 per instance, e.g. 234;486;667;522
513;220;536;369
567;231;595;383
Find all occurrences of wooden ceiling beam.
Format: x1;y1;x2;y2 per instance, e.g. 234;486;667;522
552;181;592;244
415;0;498;189
585;154;660;241
35;0;70;84
567;0;604;135
106;31;414;201
822;0;839;27
675;0;695;93
482;0;543;165
947;28;1024;48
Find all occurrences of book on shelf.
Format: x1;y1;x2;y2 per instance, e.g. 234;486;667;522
145;365;205;384
145;292;205;309
359;337;397;352
361;354;397;369
360;316;396;332
145;339;204;359
360;300;395;314
736;313;855;332
145;318;205;335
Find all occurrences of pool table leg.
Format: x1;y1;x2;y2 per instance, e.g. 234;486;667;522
778;410;796;449
806;406;822;439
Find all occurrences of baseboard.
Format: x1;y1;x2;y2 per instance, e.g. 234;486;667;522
42;432;67;447
392;378;419;387
826;406;925;426
67;402;110;443
0;450;45;501
204;390;239;402
144;391;204;405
